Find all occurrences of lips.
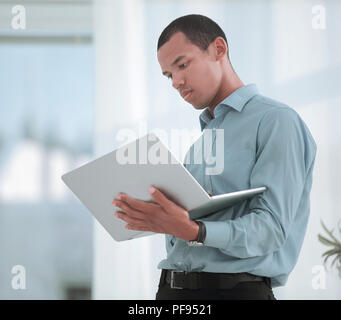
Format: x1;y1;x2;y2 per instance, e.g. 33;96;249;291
181;90;193;101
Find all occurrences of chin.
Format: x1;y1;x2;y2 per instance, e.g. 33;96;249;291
192;103;206;110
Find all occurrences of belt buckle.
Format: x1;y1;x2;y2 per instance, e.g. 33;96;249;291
170;270;185;289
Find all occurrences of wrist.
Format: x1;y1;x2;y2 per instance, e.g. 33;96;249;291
188;220;200;241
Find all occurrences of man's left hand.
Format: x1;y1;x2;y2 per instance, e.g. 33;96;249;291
112;186;199;241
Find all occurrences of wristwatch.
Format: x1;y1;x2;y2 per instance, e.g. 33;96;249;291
188;220;206;246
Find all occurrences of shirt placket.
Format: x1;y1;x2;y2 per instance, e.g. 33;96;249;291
203;125;217;196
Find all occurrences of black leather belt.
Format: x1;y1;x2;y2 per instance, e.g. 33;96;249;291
162;269;269;290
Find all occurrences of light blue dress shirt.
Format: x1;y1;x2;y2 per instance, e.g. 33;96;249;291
157;84;317;287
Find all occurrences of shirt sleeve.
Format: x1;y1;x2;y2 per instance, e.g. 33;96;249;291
201;107;317;258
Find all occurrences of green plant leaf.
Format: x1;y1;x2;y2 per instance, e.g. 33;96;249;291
318;234;338;247
330;254;341;268
322;248;341;264
319;219;341;278
321;220;340;244
322;248;341;257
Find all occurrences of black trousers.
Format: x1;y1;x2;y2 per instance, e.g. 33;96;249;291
155;270;276;300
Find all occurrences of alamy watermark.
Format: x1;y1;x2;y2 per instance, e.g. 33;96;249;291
311;265;326;290
312;5;326;30
11;5;26;30
11;265;26;290
115;123;225;175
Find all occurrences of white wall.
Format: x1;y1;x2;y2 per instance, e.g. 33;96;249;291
92;0;163;299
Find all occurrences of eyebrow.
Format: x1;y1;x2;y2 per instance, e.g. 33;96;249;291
162;55;187;76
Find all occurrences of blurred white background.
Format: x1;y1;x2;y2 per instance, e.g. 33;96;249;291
0;0;340;300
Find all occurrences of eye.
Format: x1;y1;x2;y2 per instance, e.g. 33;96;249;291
179;62;188;69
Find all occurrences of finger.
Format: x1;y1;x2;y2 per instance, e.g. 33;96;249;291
148;186;176;211
113;200;146;220
114;210;145;226
125;224;151;231
114;193;159;213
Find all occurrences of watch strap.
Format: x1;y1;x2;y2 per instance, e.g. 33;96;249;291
196;220;206;243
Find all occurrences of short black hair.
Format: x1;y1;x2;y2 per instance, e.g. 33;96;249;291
157;14;230;59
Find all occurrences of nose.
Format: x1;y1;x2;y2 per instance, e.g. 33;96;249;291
172;73;185;90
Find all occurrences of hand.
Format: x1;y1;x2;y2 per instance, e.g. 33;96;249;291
112;186;199;241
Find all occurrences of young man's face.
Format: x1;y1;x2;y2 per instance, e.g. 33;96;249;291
157;32;223;110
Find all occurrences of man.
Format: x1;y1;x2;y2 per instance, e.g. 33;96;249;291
112;14;317;300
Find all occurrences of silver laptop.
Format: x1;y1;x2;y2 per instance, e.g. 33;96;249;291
61;132;266;241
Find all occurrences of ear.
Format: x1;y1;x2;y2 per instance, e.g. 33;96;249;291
212;37;228;61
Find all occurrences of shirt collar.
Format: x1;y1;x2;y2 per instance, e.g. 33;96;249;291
199;83;259;130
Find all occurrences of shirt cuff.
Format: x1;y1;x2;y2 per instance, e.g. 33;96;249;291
199;220;231;249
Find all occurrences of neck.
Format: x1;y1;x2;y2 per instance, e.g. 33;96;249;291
207;70;244;118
